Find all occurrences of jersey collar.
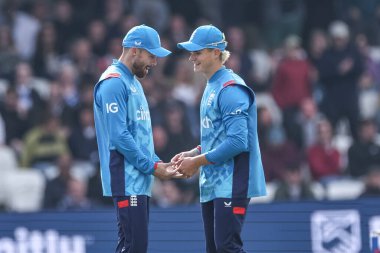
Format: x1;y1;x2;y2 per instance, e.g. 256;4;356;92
209;66;226;84
113;59;134;79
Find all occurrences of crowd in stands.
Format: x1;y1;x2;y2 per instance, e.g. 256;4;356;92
1;0;380;212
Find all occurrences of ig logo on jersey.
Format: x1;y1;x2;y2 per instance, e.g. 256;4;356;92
106;103;118;113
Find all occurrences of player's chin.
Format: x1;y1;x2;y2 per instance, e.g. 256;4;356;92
136;68;149;78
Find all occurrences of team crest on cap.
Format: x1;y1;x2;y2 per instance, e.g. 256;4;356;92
135;41;142;46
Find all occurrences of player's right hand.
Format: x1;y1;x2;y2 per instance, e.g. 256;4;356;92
153;162;180;180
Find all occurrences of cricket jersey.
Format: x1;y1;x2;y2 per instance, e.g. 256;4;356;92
199;66;266;202
94;60;160;197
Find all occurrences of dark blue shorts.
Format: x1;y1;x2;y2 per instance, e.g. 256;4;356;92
112;195;150;253
201;198;250;253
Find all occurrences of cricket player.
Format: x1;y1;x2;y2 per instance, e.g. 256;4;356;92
93;25;178;253
173;25;267;253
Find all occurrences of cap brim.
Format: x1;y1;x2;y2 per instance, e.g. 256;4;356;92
146;47;171;57
177;41;204;52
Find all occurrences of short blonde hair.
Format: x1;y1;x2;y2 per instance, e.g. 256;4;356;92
221;50;231;64
207;48;231;64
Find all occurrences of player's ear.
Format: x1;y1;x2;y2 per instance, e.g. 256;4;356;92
213;49;221;59
130;47;138;56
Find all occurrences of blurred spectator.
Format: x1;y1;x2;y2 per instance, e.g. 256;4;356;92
358;72;379;120
296;98;324;148
153;180;183;208
103;0;125;39
152;179;198;208
132;0;170;33
68;106;98;163
348;119;380;178
142;76;171;125
33;22;61;78
345;5;367;40
259;106;302;181
2;0;41;60
43;153;73;209
153;125;170;162
225;26;255;87
118;15;139;38
171;56;199;135
68;37;98;80
261;129;302;182
56;63;80;109
166;14;191;53
20;113;69;168
0;24;20;79
31;0;50;23
359;166;380;198
355;32;380;89
58;178;93;210
96;37;123;75
67;0;104;24
317;21;364;139
165;0;201;25
162;100;196;159
13;62;46;126
45;80;79;134
0;87;30;153
171;57;198;108
302;0;335;46
261;0;305;49
258;105;284;149
256;93;283;126
307;119;342;183
271;35;312;147
53;0;81;53
46;81;64;118
308;29;329;69
273;162;315;201
307;29;329;105
87;19;108;57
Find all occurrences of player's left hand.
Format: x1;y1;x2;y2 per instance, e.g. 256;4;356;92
175;157;199;178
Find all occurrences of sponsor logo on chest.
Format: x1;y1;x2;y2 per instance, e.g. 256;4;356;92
207;91;216;106
136;106;150;121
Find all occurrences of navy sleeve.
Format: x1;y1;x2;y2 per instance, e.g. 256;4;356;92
205;85;251;164
99;78;155;174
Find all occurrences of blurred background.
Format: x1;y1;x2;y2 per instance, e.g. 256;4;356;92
0;0;380;219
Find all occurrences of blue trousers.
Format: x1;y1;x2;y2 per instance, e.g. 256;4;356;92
112;195;149;253
201;198;250;253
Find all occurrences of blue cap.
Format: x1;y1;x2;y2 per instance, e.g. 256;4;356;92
122;25;171;57
177;25;227;52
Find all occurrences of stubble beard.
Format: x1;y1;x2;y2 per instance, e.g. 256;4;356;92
132;60;148;79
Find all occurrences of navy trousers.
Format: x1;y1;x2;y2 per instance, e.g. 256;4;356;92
201;198;250;253
112;195;149;253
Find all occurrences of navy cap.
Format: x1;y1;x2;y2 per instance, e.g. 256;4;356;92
177;25;227;52
122;25;171;57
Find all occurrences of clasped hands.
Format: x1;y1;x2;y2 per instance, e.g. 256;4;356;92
153;149;200;180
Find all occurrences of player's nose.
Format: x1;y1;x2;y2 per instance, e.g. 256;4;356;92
151;57;157;66
189;53;196;62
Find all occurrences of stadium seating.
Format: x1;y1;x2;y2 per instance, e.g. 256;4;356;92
2;169;45;212
325;178;365;200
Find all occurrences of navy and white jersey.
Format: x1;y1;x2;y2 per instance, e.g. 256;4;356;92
94;60;160;197
199;66;266;202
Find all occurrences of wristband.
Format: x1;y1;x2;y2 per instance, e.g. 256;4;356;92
154;161;162;170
